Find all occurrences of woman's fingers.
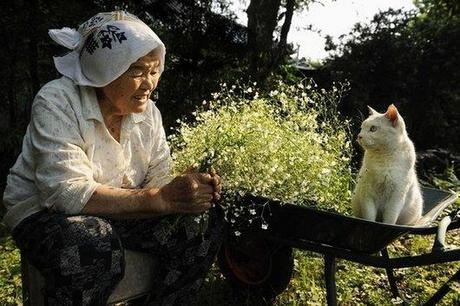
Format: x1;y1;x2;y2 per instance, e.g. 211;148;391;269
212;177;222;198
197;173;213;184
185;201;212;214
183;165;199;174
196;183;214;195
195;173;221;200
189;172;221;194
214;177;222;194
166;172;222;211
200;202;212;210
208;170;222;192
195;191;214;203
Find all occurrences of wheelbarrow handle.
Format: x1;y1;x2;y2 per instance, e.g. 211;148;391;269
432;207;460;253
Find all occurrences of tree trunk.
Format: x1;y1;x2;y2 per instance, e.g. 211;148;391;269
277;0;295;60
246;0;281;86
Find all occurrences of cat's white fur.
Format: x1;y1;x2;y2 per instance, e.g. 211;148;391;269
351;104;423;225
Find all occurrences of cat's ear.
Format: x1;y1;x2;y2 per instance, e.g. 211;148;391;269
367;105;378;116
385;104;399;127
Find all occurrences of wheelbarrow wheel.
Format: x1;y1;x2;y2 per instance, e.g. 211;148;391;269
217;233;294;301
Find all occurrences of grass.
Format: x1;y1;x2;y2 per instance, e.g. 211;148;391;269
0;235;22;305
2;198;459;305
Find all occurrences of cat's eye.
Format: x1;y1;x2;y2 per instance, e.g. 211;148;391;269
369;125;378;132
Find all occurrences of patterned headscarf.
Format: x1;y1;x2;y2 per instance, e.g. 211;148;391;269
49;11;165;87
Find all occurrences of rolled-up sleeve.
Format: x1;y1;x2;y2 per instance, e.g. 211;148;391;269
142;105;172;189
31;90;100;214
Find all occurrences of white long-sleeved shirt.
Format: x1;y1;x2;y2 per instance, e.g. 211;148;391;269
2;76;172;229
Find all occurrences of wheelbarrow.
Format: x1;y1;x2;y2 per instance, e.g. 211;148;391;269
217;186;460;305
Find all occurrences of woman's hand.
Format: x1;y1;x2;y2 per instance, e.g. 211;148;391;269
209;168;222;202
159;171;222;214
83;169;223;218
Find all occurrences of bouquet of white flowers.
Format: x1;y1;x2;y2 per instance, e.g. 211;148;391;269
169;79;354;233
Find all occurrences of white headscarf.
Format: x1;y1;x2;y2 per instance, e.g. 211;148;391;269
48;11;165;87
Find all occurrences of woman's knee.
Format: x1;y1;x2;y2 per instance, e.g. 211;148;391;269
15;213;123;271
24;215;124;284
57;215;124;274
60;215;119;248
18;214;125;304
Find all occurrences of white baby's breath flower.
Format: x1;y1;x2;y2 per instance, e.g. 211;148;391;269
269;90;279;97
170;79;354;224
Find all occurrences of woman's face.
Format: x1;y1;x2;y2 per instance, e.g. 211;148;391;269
98;49;162;116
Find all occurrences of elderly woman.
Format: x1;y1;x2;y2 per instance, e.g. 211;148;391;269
2;11;224;305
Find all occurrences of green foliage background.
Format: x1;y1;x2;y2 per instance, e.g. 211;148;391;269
1;0;459;305
324;2;460;154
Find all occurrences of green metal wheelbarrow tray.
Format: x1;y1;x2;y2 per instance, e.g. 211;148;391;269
217;186;460;305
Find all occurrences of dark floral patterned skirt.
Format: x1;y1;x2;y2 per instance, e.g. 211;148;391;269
13;207;225;306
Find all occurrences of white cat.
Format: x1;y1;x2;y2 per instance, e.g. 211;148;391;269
351;104;423;225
